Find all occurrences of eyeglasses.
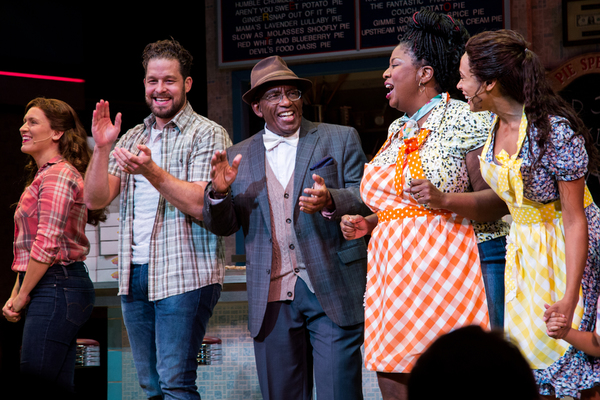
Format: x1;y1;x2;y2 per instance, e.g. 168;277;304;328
261;90;302;104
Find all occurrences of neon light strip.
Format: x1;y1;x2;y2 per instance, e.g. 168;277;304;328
0;71;84;83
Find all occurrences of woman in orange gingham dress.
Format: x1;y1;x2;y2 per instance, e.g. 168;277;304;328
340;11;508;399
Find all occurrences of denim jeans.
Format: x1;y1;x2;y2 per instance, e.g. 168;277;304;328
477;236;507;331
121;263;222;400
19;262;95;392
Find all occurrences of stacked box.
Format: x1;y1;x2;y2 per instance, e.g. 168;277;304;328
84;223;99;281
96;198;120;282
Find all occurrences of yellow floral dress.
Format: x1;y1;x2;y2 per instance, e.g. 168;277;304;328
479;111;600;398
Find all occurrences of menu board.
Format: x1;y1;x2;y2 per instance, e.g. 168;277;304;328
360;0;505;50
219;0;506;66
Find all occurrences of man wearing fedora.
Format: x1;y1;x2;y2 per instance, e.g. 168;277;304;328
202;56;369;399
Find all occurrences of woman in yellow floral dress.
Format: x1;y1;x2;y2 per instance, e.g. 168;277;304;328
458;29;600;398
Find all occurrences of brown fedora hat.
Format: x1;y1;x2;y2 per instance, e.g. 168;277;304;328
242;56;313;104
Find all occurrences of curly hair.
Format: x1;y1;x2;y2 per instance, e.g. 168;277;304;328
398;10;470;99
23;98;107;225
465;29;599;174
142;38;193;79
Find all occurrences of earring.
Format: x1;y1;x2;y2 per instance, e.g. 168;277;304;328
418;81;425;93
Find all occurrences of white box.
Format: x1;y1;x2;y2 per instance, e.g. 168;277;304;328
100;240;118;255
100;212;119;227
87;268;97;282
86;227;99;244
98;255;119;270
100;226;119;241
85;256;97;271
97;268;118;282
87;243;99;257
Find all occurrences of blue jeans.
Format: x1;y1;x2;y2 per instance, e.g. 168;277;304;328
477;236;507;331
19;262;95;392
121;263;221;400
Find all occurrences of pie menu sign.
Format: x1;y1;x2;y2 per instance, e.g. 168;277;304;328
219;0;506;67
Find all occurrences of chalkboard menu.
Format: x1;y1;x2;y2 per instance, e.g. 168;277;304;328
219;0;506;67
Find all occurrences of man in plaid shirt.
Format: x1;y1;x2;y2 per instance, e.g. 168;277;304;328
84;39;231;400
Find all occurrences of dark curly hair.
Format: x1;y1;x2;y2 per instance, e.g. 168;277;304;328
23;98;107;225
142;38;193;79
465;29;599;174
398;10;470;99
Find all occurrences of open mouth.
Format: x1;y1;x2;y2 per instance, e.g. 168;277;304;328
153;97;172;105
278;110;295;121
385;83;394;100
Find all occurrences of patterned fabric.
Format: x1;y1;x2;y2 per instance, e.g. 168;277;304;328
362;98;490;372
480;112;600;398
372;94;509;243
12;156;89;271
108;102;232;301
203;119;369;338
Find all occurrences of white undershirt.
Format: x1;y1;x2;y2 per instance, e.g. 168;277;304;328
131;125;162;264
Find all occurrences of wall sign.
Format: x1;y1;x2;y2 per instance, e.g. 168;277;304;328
547;52;600;203
219;0;507;67
563;0;600;47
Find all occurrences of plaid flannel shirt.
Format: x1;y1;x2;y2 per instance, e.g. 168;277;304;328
12;157;89;271
108;102;232;301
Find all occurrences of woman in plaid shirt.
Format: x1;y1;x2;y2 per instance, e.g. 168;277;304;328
2;98;105;394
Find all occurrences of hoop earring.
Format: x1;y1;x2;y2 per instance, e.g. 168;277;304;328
418;81;425;93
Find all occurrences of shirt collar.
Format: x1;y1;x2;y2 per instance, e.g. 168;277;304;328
262;125;300;151
143;101;194;133
39;155;64;171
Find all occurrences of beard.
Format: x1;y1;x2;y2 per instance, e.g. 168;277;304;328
146;92;187;120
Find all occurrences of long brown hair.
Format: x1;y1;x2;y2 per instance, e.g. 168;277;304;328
464;29;599;174
23;98;107;225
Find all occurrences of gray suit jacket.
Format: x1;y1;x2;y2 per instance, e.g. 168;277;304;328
203;119;370;337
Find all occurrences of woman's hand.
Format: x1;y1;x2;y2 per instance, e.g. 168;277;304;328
408;179;446;209
543;300;577;340
544;307;568;339
12;292;30;314
2;297;22;323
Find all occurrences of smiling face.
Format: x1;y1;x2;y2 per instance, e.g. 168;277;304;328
383;44;422;115
457;54;488;112
144;58;192;129
20;107;61;165
251;84;303;137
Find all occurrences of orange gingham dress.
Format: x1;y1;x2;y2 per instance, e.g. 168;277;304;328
362;103;490;373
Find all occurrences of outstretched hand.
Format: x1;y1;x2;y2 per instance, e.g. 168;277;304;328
300;174;332;214
210;150;242;193
92;100;122;149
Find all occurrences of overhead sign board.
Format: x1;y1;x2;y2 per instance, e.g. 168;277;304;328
219;0;507;67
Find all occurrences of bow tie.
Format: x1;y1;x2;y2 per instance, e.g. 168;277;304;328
263;131;299;151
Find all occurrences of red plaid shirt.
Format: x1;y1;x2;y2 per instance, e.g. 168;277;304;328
12;156;89;272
